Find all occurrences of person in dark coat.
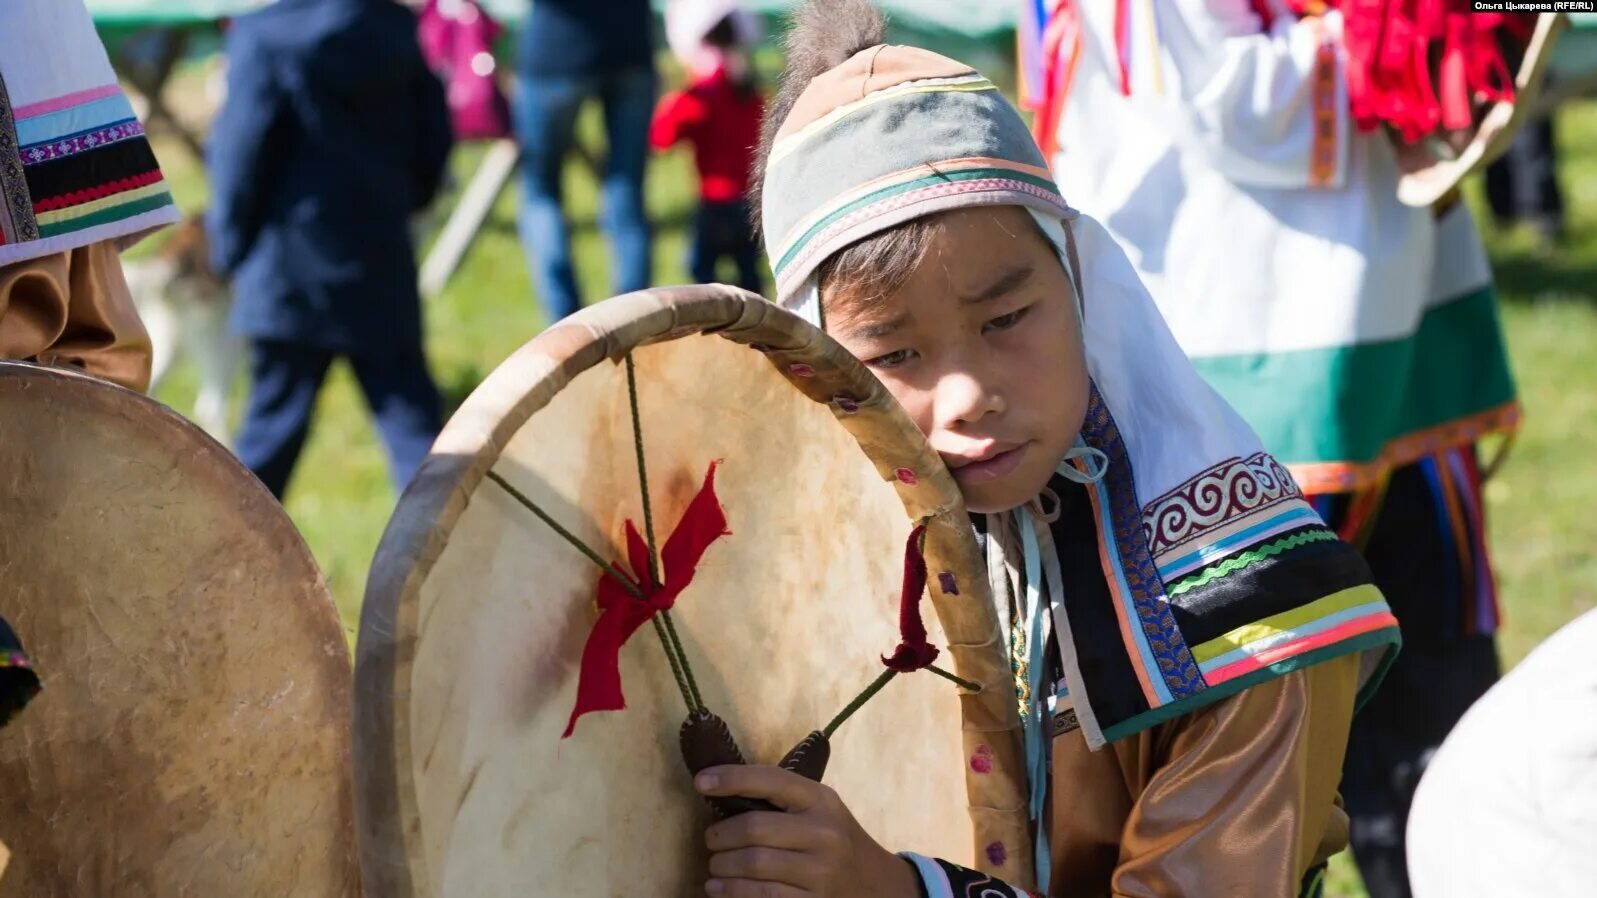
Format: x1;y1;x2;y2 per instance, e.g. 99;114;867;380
1485;113;1565;245
515;0;656;323
207;0;454;499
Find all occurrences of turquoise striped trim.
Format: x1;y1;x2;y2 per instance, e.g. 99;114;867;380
16;94;136;146
1155;505;1325;580
1196;602;1393;672
1088;475;1174;707
773;166;1063;275
20;117;140;155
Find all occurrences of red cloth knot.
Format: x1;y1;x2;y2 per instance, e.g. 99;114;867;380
563;461;730;737
881;524;941;673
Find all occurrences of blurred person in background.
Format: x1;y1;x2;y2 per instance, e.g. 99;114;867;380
1031;3;1527;894
207;0;454;500
1486;112;1565;246
515;0;656;322
652;0;766;295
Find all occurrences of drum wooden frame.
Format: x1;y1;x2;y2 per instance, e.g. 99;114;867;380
354;286;1033;895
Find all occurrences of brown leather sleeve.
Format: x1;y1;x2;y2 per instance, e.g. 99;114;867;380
1049;653;1360;897
0;242;152;393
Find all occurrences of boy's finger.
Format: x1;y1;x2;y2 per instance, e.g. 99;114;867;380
695;765;825;812
705;811;818;853
706;876;808;898
707;846;813;886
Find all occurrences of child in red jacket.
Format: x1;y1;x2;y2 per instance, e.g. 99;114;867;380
652;1;765;294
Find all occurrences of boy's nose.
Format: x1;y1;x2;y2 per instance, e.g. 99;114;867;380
936;370;1005;431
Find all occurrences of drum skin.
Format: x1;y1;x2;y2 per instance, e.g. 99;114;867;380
0;362;360;897
355;287;1032;897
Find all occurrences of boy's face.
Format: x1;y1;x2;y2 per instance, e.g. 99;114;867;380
826;206;1090;513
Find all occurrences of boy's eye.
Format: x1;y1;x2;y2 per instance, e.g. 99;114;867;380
983;307;1030;334
866;348;916;370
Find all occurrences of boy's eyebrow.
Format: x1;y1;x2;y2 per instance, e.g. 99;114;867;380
843;313;911;341
963;264;1034;305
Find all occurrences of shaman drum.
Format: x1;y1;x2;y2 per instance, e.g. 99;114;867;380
0;362;360;896
354;286;1032;896
1397;13;1566;208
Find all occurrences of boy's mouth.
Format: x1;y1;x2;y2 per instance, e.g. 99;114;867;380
947;443;1029;485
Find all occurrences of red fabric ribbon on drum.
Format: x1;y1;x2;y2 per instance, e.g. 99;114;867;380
563;462;730;738
881;524;940;673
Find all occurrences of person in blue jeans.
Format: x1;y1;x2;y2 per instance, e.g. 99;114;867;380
516;0;656;322
207;0;454;500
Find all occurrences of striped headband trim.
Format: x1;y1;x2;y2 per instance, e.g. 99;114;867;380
775;179;1069;298
773;159;1062;272
768;73;997;166
774;166;1066;281
771;156;1057;265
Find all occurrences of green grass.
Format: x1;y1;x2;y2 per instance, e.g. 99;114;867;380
137;70;1597;897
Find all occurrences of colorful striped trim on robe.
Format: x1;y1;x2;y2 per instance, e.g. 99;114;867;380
0;75;177;264
1191;585;1396;685
1058;383;1400;746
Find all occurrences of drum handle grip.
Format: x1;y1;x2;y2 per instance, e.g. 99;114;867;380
681;712;832;818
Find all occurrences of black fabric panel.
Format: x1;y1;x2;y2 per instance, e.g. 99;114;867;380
24;137;159;203
1351;463;1457;647
1167;527;1376;645
1048;476;1153;725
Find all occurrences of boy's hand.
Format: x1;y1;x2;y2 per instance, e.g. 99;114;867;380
697;765;921;898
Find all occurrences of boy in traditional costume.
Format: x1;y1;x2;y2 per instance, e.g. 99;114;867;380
1028;3;1526;894
691;2;1399;895
0;0;178;740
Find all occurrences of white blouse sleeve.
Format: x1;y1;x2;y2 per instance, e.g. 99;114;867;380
1145;0;1350;190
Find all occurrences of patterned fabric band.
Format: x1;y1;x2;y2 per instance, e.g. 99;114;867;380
759;47;1071;305
0;0;177;265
